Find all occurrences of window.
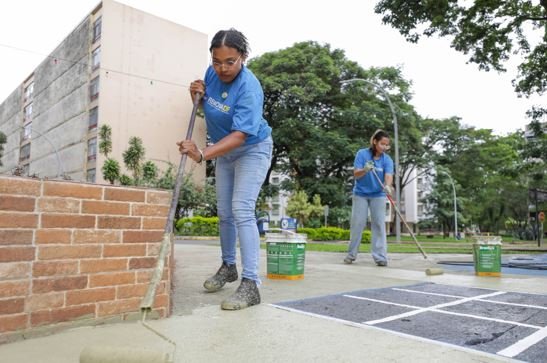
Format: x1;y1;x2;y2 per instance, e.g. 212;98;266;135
87;137;97;161
24;82;34;101
20;144;31;161
93;17;102;42
91;47;101;70
22;122;32;141
89;107;98;130
87;168;96;183
90;77;99;101
272;177;280;184
24;103;32;122
272;204;280;216
21;164;30;176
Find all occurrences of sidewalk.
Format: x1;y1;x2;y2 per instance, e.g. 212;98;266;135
0;240;544;362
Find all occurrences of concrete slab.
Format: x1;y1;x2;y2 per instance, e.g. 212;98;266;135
0;241;545;362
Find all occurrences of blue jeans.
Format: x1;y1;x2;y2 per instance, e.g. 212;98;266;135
215;136;273;283
347;195;387;263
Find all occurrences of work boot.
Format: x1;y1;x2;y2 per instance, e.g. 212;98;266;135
221;278;261;310
203;263;238;292
376;260;388;267
343;256;355;264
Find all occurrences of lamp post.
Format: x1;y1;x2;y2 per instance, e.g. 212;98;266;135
438;170;457;239
340;78;401;242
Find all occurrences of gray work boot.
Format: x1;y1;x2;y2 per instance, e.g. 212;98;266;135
343;256;355;264
221;278;261;310
203;263;238;292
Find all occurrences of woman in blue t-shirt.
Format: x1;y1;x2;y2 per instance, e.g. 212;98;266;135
344;130;394;266
178;29;273;310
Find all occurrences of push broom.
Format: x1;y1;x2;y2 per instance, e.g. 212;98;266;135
80;93;202;363
370;168;444;276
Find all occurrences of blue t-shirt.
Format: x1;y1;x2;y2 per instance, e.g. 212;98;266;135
202;65;271;145
353;148;394;198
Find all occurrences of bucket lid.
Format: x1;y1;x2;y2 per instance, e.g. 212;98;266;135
265;231;307;243
472;235;502;245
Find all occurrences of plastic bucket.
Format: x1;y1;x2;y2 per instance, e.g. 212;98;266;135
266;231;307;280
472;236;502;277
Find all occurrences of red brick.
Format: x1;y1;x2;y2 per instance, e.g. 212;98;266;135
0;298;25;314
27;293;64;311
82;200;130;215
0;196;35;212
89;272;135;287
41;214;95;228
0;177;40;196
97;216;140;229
35;229;71;244
33;261;79;276
104;188;145;202
146;190;171;205
73;230;120;244
32;276;88;293
80;258;128;273
0;230;33;245
103;244;146;257
0;281;29;298
142;218;166;230
116;283;148;299
129;257;157;270
131;204;169;217
66;287;116;306
0;314;28;333
0;247;35;262
0;213;38;228
147;243;161;257
0;262;30;281
31;305;95;327
97;298;140;317
43;181;102;200
38;245;101;260
37;197;80;213
153;294;169;309
123;230;163;243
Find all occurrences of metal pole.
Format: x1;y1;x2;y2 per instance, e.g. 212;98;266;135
340;78;401;242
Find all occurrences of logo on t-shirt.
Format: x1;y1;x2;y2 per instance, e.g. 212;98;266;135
207;96;231;114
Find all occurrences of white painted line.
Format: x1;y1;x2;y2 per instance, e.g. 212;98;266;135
268;303;368;329
343;294;421;309
392;287;464;299
430;308;541;329
497;326;547;358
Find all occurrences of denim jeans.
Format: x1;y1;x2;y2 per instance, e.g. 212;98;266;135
215;136;273;283
347;195;387;263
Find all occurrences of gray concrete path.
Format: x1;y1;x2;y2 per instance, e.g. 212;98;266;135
1;240;545;362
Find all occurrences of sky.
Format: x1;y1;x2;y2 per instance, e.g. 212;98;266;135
0;0;543;135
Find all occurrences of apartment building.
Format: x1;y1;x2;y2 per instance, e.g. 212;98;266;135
0;0;208;184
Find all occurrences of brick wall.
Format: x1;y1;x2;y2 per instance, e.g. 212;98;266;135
0;176;173;343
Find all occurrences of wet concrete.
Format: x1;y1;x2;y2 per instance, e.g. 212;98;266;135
0;240;545;362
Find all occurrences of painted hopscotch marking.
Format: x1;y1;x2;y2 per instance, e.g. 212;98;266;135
271;283;546;363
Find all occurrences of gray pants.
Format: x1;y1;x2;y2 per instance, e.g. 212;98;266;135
346;195;387;263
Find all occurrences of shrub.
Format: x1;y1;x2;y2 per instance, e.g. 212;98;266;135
176;216;219;236
298;227;371;243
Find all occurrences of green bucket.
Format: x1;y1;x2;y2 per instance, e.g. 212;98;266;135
266;231;307;280
472;236;502;276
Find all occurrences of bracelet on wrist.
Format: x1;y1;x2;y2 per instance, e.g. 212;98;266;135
197;149;204;164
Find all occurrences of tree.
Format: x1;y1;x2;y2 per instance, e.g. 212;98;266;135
248;41;426;209
0;131;6;167
285;190;324;228
374;0;547;122
123;136;146;183
98;125;120;184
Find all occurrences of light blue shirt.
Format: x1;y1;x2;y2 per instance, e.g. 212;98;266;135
202;66;271;145
353;148;394;198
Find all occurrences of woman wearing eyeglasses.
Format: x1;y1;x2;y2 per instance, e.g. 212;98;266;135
178;29;272;310
344;129;394;267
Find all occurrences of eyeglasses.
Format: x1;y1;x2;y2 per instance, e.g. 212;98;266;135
211;55;241;69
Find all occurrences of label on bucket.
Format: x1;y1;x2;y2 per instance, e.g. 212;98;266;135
473;243;501;276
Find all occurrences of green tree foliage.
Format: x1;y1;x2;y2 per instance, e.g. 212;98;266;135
248;41;426;208
374;0;547;121
142;161;159;187
177;175;217;218
123;137;146;183
98;125;112;157
0;131;6;167
101;158;120;185
285;190;324;228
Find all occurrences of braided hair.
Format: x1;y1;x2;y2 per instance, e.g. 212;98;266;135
209;28;250;58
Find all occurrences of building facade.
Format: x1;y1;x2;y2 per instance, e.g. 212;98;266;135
0;0;208;184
